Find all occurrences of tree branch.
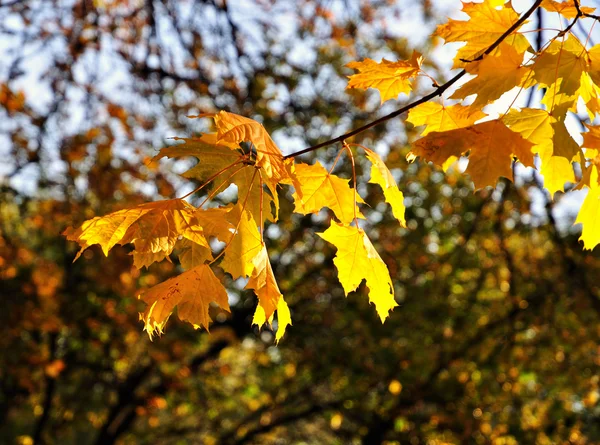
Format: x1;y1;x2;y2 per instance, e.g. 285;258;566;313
283;0;544;160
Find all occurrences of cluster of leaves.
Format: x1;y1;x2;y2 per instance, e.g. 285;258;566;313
64;111;406;340
65;0;600;339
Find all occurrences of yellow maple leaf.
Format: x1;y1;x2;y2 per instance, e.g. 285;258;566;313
363;148;406;227
226;165;279;223
178;239;213;270
579;72;600;119
318;221;397;322
292;161;365;225
407;102;485;136
436;0;530;68
139;264;230;339
219;204;263;279
194;206;235;243
346;51;422;103
575;165;600;250
252;292;292;344
541;0;596;18
588;44;600;87
64;199;208;266
583;123;600;150
410;120;534;189
451;43;528;108
550;120;580;160
533;36;588;118
246;245;283;324
213;111;287;181
501;108;574;195
541;156;575;195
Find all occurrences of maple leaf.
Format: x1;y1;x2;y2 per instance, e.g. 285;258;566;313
583;123;600;146
363;148;406;227
346;51;422;102
406;103;485;136
575;165;600;250
155;134;280;223
246;245;283;324
501;108;574;195
64;199;208;266
292;161;365;225
410;120;534;189
139;264;230;339
194;206;235;243
318;221;397;322
153;134;243;183
226;165;279;223
588;44;600;87
178;239;213;270
253;293;292;344
436;0;530;68
541;0;596;18
213;111;287;181
533;36;588;118
219;204;263;279
451;43;529;107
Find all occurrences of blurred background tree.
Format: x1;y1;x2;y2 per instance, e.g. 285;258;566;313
1;0;600;444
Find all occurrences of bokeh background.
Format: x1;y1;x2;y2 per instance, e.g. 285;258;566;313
2;0;600;444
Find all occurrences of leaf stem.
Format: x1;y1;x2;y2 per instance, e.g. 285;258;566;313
282;0;544;160
343;141;359;227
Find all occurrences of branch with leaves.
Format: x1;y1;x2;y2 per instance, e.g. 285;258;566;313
64;0;600;341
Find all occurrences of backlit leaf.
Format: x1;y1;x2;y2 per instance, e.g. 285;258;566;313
292;161;365;225
451;43;528;107
410;120;534;189
364;148;406;227
436;0;530;68
318;221;397;322
64;199;208;265
346;52;422;102
407;103;485;136
139;264;230;339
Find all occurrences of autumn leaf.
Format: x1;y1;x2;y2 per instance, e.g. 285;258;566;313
139;264;230;339
583;123;600;151
153;134;243;183
575;166;600;250
501;108;574;195
346;51;422;102
541;0;595;18
64;199;208;267
194;206;235;243
219;204;263;279
436;0;530;68
252;292;292;344
407;103;485;136
178;239;213;270
318;221;397;322
246;245;283;324
451;43;529;107
213;111;287;181
292;161;365;225
156;133;280;223
364;148;406;227
533;36;588;118
409;120;534;190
